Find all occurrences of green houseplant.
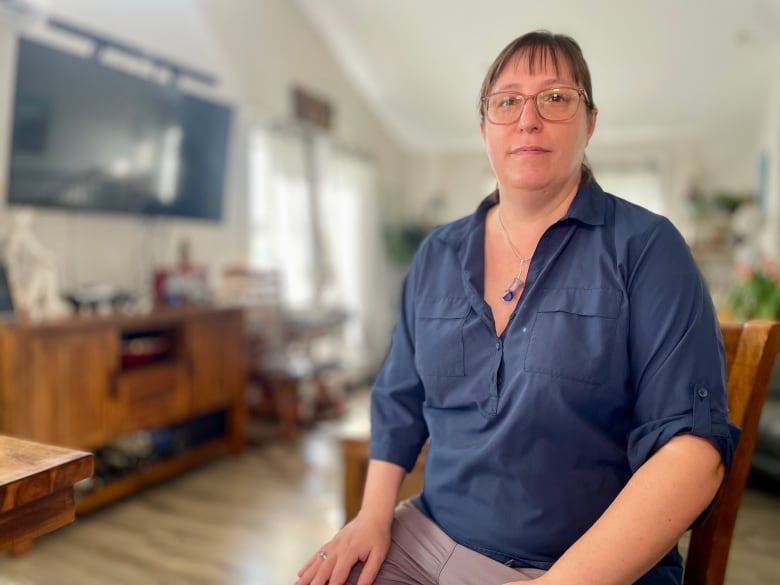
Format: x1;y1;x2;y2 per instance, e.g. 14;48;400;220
383;223;432;266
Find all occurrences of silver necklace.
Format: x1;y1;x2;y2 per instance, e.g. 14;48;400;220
497;207;531;302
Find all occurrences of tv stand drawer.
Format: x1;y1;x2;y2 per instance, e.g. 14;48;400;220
116;363;189;432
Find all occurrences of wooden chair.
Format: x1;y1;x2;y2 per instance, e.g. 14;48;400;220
341;320;780;585
683;319;780;585
219;266;349;439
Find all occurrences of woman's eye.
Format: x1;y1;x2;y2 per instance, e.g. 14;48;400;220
544;92;565;104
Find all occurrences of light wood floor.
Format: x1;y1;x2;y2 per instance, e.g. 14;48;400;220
1;393;779;585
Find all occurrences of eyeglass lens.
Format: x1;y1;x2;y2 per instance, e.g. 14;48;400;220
485;88;582;123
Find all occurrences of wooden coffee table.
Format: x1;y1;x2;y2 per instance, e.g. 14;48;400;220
0;435;93;554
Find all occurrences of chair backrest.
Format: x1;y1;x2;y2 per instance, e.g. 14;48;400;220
218;267;290;351
683;320;780;585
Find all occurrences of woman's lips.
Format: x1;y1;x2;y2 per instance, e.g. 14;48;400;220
510;146;550;155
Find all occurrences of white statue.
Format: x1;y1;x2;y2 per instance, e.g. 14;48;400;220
3;209;69;320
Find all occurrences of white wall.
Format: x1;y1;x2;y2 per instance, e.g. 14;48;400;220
401;150;495;224
763;45;780;262
0;0;408;301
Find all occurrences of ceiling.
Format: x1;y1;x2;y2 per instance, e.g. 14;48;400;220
294;0;780;152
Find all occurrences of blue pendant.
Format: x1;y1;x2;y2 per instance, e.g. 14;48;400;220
502;276;523;302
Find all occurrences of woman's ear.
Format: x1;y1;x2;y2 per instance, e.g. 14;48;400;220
585;108;599;146
586;108;598;142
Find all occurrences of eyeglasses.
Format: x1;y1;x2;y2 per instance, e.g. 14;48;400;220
481;87;590;124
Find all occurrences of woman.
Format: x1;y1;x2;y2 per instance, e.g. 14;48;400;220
297;30;737;585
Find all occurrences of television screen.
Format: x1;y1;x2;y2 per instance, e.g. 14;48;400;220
7;38;232;221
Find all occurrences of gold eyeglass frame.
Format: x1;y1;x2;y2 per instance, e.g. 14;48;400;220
481;87;590;124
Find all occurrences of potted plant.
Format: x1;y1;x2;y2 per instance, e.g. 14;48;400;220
729;259;780;321
383;223;432;266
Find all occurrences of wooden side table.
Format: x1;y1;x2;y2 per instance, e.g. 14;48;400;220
341;436;426;523
0;435;93;555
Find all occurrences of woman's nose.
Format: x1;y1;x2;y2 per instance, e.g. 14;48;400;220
516;97;542;132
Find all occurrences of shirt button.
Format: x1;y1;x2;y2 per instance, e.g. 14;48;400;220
697;388;709;398
495;341;501;350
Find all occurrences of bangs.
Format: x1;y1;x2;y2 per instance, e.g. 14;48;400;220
513;44;566;79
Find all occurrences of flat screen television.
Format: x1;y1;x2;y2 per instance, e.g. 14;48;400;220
7;38;232;221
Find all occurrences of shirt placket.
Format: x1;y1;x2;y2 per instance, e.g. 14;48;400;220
487;337;503;415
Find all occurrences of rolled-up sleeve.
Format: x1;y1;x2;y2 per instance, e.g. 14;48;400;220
624;218;740;474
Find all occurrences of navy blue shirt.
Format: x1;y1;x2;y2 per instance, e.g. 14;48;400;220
369;179;739;584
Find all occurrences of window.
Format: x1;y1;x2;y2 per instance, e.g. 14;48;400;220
248;124;388;376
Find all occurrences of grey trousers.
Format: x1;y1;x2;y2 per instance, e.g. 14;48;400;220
346;501;546;585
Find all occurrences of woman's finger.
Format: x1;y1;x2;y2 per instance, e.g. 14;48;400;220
327;553;359;585
297;547;328;577
310;551;339;585
356;549;384;585
297;554;317;578
297;548;330;584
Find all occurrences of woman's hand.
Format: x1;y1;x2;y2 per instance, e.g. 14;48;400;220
298;459;407;584
296;509;392;585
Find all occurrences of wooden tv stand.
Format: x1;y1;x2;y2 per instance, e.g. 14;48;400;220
0;306;247;515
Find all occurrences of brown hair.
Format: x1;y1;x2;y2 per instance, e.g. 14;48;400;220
478;30;597;181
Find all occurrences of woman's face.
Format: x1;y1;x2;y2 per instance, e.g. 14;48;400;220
480;52;597;196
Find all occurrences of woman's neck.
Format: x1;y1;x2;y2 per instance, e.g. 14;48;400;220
497;174;581;233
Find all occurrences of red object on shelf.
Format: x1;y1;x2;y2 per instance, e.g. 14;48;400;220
153;264;209;306
120;335;171;368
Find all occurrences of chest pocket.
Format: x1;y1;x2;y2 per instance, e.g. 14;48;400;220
414;296;470;378
525;288;621;385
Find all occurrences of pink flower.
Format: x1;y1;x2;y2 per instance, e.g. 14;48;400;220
760;257;777;277
736;263;754;280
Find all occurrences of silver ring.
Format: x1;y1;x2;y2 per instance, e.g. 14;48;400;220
318;550;328;560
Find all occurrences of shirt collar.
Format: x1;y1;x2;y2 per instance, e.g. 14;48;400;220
484;177;607;226
563;178;606;226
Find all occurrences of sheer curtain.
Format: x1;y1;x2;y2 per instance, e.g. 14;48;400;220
248;126;313;307
248;124;388;378
317;139;388;376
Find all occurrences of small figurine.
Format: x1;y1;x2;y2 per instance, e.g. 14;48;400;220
3;209;70;320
